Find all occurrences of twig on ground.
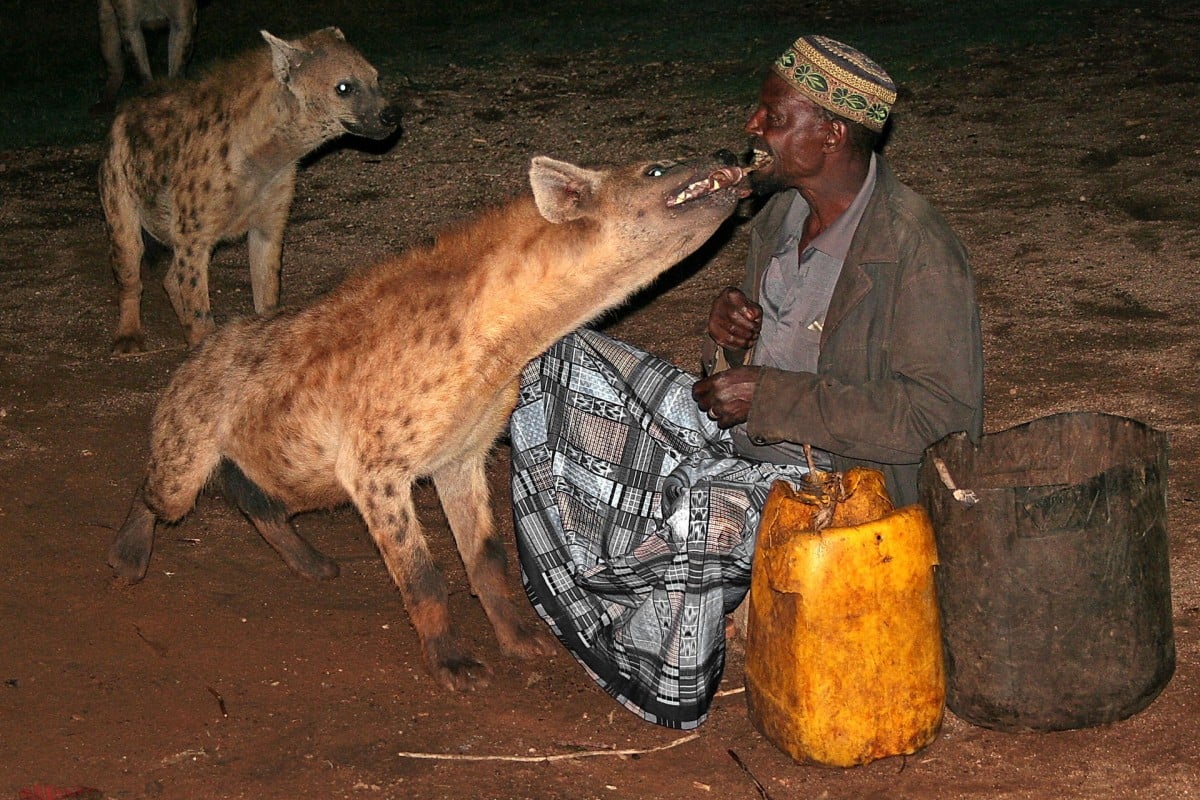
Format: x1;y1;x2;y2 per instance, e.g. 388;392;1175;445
396;732;700;762
728;749;774;800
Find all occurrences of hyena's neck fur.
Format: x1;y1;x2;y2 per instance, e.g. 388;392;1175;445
378;197;677;380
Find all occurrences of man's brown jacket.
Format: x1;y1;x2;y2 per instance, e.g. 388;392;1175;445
703;156;984;506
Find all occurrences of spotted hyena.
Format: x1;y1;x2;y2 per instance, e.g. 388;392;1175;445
95;0;198;111
100;27;397;355
107;152;750;690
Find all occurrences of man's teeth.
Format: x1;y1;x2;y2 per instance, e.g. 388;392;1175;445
748;149;773;170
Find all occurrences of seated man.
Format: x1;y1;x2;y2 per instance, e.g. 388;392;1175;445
509;35;983;730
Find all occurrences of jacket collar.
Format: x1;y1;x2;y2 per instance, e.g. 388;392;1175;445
820;154;901;344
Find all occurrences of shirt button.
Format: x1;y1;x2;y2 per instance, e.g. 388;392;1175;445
751;436;767;445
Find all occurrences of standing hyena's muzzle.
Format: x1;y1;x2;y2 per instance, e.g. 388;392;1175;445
342;89;399;141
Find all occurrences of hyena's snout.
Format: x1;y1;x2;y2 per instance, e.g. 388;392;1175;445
344;93;399;140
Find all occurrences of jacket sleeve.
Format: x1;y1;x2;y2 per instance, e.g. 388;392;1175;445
745;212;983;465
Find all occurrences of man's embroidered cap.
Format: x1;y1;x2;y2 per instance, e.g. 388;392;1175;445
773;35;896;132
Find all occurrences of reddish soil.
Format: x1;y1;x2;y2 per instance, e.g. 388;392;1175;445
2;4;1198;799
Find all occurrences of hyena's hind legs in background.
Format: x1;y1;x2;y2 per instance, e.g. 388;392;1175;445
99;146;150;354
96;0;198;111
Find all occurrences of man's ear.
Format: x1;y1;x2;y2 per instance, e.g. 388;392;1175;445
825;117;849;152
529;156;604;224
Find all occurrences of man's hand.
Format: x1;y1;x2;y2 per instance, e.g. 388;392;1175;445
707;287;762;351
692;366;760;429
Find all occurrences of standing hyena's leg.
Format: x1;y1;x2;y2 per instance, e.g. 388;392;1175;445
101;162;148;355
97;0;126;107
217;459;339;580
352;477;491;691
432;456;558;658
162;240;216;347
247;181;294;315
165;3;196;79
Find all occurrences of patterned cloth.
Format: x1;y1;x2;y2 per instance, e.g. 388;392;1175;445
510;329;808;729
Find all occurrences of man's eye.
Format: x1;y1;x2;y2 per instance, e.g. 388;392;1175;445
645;164;671;178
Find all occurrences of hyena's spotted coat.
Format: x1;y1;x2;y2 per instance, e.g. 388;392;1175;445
108;153;749;690
100;27;397;355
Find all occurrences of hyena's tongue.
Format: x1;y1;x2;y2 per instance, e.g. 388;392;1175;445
667;166;747;207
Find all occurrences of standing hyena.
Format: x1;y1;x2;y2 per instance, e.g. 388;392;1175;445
100;27;398;355
95;0;198;111
107;152;750;690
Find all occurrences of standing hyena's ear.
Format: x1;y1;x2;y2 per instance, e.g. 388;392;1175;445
529;156;605;224
262;30;308;85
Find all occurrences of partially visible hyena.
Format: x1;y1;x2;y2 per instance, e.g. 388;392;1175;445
108;152;749;690
96;0;198;110
100;27;397;355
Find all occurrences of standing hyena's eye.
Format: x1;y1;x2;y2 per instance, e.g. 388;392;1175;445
335;81;356;96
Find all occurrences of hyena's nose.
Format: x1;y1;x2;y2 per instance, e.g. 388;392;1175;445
379;106;399;129
713;148;739;166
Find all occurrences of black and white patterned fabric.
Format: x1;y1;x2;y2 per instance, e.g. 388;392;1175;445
509;329;808;729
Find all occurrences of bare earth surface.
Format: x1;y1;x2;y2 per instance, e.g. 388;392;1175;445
2;4;1199;799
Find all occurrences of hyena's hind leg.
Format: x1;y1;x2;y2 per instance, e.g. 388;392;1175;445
433;456;558;659
100;155;149;355
217;459;339;580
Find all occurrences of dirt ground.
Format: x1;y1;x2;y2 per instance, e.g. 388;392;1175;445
2;3;1199;799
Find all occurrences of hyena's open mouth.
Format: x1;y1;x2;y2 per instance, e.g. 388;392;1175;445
667;166;748;208
666;150;774;208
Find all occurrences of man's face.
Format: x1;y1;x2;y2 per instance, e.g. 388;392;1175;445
743;71;834;194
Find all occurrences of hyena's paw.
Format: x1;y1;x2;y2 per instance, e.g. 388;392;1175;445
424;637;494;692
495;614;559;659
110;333;146;357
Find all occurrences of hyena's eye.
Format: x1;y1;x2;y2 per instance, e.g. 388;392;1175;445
335;80;357;96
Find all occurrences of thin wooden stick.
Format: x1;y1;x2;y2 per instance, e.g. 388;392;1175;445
396;732;700;762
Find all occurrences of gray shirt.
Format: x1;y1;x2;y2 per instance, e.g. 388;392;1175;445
731;154;879;468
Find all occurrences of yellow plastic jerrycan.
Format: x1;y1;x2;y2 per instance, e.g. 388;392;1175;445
743;468;945;767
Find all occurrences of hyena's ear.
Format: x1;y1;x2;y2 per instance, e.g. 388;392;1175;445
529;157;604;224
319;27;346;41
262;30;307;85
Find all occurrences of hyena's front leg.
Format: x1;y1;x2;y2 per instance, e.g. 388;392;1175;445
433;456;558;659
162;239;216;347
247;178;294;315
354;479;491;691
